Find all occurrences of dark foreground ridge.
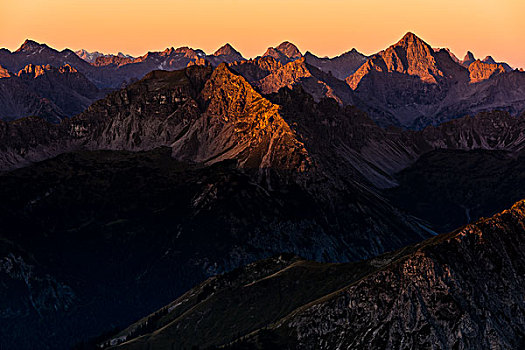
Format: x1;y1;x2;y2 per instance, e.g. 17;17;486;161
104;200;525;349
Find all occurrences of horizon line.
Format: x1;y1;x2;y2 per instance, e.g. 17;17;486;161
4;32;523;70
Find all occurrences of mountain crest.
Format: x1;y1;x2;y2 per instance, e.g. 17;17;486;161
263;41;302;63
275;41;302;59
347;31;443;89
461;51;476;67
483;56;496;65
15;39;49;53
464;51;475;61
395;31;429;48
213;43;240;57
162;47;176;56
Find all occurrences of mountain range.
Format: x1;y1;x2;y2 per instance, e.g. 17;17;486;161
0;33;523;127
0;32;524;349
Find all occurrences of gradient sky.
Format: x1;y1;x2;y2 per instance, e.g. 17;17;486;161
1;0;524;68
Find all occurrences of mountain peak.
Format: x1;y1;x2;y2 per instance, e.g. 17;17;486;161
213;43;241;57
482;56;496;65
162;47;176;55
263;41;302;63
439;48;461;63
395;32;429;48
463;51;475;62
276;41;302;59
15;39;48;53
347;31;443;91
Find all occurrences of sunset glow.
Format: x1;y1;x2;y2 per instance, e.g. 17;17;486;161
1;0;524;67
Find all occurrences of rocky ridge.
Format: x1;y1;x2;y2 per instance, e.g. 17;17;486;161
263;41;302;63
105;200;525;350
345;33;525;128
304;49;368;80
468;59;506;83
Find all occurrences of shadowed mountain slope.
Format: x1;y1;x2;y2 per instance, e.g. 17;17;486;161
107;200;525;350
0;63;101;122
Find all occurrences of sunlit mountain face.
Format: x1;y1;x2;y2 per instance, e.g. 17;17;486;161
1;1;525;348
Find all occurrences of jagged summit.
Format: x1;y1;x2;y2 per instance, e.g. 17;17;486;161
303;48;368;80
15;39;49;53
75;49;105;63
483;55;496;64
460;52;513;71
263;41;302;63
461;51;476;66
275;41;302;59
347;31;444;91
0;65;10;78
464;51;475;61
438;48;461;63
395;31;429;47
213;43;241;57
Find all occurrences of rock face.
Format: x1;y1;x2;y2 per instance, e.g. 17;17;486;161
92;55;135;67
171;64;311;172
482;56;513;72
461;52;513;72
461;50;477;67
253;57;355;105
347;32;446;89
0;65;10;78
345;32;467;126
268;200;525;350
468;59;506;83
107;200;525;350
263;41;302;63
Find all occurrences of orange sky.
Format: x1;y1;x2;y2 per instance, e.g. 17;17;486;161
1;0;524;68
